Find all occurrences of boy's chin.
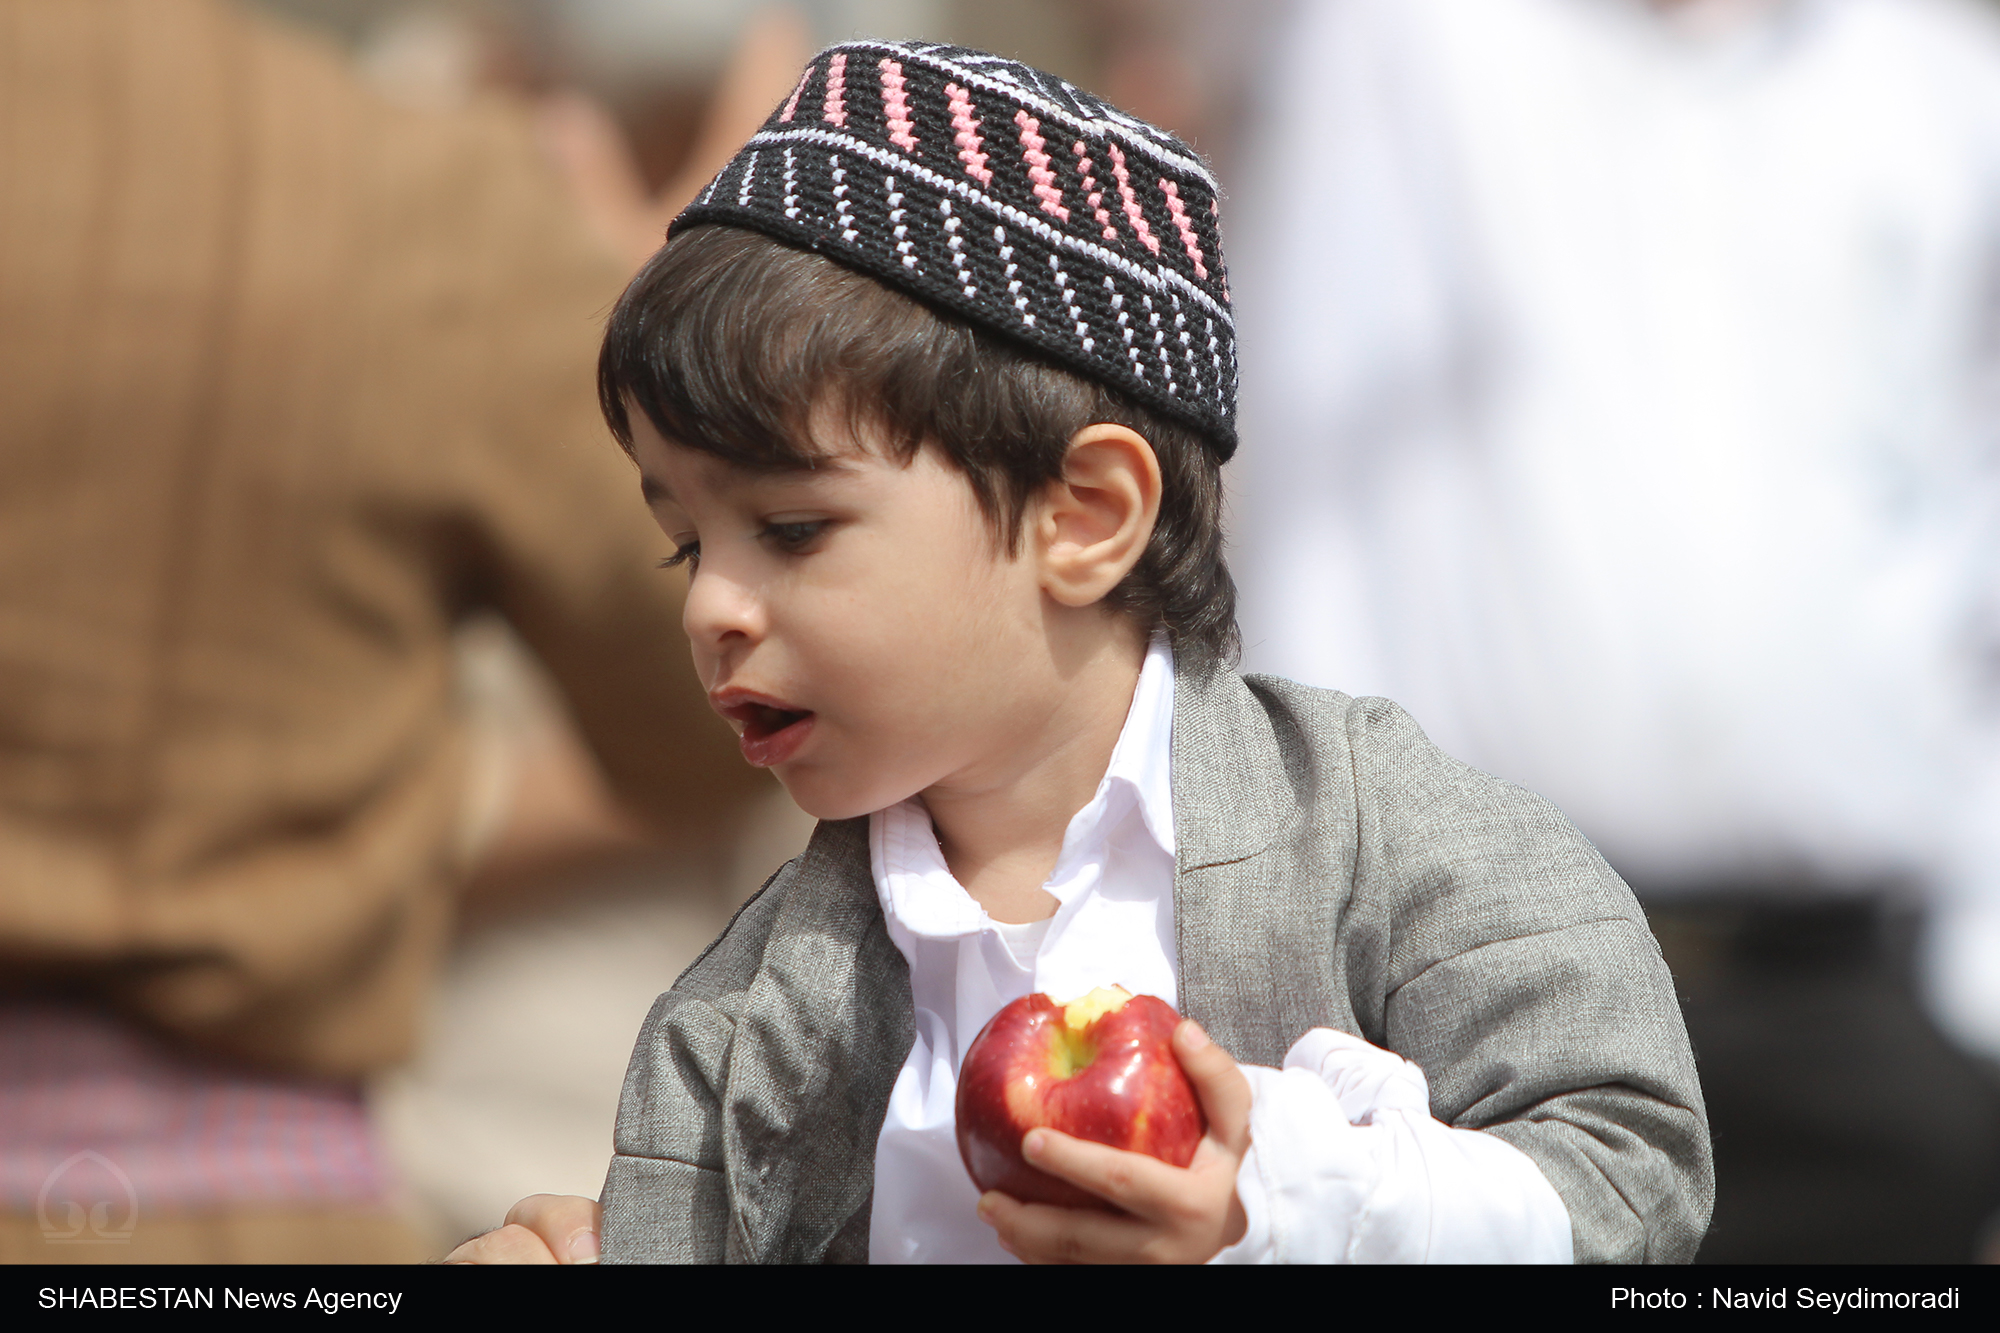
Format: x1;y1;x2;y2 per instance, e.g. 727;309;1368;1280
771;771;895;824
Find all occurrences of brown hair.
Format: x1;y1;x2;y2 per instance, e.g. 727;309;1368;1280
599;225;1238;673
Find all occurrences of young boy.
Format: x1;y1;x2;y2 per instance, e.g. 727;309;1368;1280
462;40;1710;1265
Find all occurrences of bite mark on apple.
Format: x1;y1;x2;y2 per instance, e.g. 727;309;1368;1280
1061;984;1135;1031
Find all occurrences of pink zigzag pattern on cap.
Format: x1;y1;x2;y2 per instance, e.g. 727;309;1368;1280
823;52;848;128
1073;141;1118;242
1107;143;1159;255
1014;108;1069;221
945;83;990;184
1161;179;1208;278
779;64;812;122
1212;197;1229;299
879;59;918;152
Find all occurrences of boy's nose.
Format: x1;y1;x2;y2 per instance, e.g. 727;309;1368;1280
681;563;766;657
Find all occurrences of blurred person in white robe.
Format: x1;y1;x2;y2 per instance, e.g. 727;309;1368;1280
1227;0;2000;1261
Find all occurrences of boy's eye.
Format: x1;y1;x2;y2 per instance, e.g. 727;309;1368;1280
761;520;828;553
658;540;700;571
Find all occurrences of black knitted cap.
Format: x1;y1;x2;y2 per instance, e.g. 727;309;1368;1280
670;41;1238;461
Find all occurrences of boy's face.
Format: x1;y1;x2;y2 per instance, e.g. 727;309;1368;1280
630;412;1068;822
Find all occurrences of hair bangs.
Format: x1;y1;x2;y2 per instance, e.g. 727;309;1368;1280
603;226;950;476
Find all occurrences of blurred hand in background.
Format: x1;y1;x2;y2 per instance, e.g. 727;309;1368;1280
531;7;814;269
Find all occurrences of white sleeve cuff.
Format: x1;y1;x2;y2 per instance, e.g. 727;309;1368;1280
1209;1029;1573;1264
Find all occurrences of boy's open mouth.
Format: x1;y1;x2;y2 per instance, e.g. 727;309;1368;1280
713;693;816;768
741;702;811;740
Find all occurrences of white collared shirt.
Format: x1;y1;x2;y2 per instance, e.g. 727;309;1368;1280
865;636;1572;1264
867;636;1179;1264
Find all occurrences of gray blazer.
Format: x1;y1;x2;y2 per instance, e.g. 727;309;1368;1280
600;669;1713;1263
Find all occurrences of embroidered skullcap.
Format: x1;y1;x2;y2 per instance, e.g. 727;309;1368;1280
671;41;1238;461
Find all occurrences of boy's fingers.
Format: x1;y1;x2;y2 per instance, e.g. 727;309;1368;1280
1017;1127;1187;1219
1175;1021;1252;1152
442;1223;563;1265
500;1193;603;1264
977;1190;1152;1264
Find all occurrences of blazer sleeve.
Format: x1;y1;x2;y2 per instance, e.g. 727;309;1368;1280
599;990;735;1262
1343;698;1714;1264
599;879;789;1263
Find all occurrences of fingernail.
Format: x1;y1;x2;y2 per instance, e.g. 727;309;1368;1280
1181;1021;1211;1050
1023;1130;1046;1158
976;1194;995;1221
567;1229;601;1264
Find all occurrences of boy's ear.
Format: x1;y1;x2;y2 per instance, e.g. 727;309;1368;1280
1034;423;1162;609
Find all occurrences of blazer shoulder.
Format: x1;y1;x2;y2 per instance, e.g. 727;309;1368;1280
1226;670;1432;767
1237;673;1450;769
1172;667;1388;867
1237;675;1577;829
668;817;872;1003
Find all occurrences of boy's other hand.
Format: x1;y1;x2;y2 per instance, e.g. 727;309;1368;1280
976;1020;1251;1263
442;1194;602;1264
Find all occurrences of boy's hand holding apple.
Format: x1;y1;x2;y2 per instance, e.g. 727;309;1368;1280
964;989;1252;1264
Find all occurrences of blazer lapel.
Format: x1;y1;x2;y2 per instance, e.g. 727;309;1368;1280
1170;668;1354;1065
719;818;914;1262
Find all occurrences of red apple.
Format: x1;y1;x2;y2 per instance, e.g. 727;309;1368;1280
955;986;1206;1211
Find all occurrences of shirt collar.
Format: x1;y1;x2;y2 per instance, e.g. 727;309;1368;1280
871;634;1178;942
1106;631;1178;858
